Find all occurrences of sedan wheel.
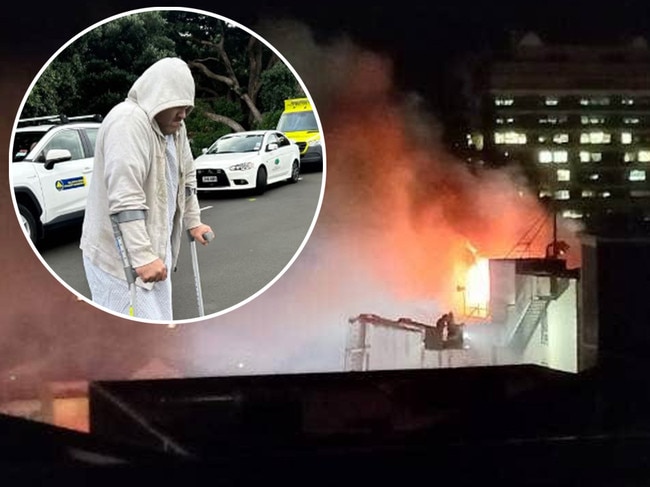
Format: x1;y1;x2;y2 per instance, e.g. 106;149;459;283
289;160;300;183
254;166;268;195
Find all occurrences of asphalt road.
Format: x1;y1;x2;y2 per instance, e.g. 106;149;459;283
32;169;324;322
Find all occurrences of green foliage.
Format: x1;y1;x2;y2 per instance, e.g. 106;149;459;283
258;62;304;113
19;9;305;149
253;108;283;131
23;63;64;117
75;12;177;116
185;98;241;157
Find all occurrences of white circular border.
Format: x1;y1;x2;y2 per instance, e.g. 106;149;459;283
8;6;327;326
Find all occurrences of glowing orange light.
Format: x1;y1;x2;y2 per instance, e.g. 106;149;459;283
464;257;490;318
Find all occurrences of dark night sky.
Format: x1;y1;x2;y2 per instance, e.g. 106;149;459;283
5;0;650;108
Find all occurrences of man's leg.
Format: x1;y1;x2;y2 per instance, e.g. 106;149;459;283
83;256;173;321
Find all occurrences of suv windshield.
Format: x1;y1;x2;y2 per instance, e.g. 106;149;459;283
13;131;47;162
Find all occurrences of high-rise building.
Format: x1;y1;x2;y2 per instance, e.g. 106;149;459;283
464;32;650;237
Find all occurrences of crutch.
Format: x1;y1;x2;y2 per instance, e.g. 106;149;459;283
188;230;215;317
110;214;140;317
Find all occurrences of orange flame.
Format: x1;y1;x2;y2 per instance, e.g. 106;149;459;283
464;257;490;319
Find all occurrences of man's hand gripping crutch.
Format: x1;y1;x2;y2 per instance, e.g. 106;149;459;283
187;227;214;317
110;210;148;317
110;209;171;317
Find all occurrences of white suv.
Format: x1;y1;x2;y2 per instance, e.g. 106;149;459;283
10;114;102;244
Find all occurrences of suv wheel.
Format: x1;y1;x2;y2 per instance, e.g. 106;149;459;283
18;204;37;243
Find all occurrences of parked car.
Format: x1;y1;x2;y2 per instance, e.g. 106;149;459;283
276;97;323;170
195;130;301;195
10;114;102;244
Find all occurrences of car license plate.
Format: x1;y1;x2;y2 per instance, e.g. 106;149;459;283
202;176;218;183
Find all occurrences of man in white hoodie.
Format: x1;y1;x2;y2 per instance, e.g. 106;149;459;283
80;57;213;321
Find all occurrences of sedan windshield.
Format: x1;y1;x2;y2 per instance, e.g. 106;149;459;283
208;134;264;154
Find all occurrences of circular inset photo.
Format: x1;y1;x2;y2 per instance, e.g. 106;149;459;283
9;7;326;325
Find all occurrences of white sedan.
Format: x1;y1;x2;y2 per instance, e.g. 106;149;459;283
194;130;301;195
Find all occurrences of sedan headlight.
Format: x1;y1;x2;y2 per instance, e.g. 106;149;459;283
229;162;255;171
307;138;321;147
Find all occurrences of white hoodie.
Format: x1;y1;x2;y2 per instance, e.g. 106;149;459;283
80;57;202;290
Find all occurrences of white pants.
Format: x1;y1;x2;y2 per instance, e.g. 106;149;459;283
83;255;173;321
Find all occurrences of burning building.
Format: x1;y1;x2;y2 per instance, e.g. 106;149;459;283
344;313;468;372
345;244;582;374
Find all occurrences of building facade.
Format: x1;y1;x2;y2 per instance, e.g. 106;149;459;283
468;32;650;236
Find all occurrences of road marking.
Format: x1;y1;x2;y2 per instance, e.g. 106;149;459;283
200;205;213;212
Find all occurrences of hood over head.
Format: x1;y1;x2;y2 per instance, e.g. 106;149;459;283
127;57;195;122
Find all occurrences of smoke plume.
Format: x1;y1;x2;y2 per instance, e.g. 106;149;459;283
172;19;583;375
0;18;584;391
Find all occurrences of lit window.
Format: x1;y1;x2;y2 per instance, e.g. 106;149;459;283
580;151;602;162
545;97;559;106
581;116;605;125
495;97;514;106
622;97;635;105
554;190;570;200
600;191;611;198
624;117;640;125
624;152;637;162
580;96;610;106
538;135;548;143
589;173;600;181
582;190;595;198
495;131;527;144
554;151;568;163
639;151;650;162
621;132;633;144
631;190;650;198
580;132;611;144
538;150;567;163
539;189;552;198
539;116;558;124
562;209;583;219
553;133;569;144
629;170;646;181
557;169;571;181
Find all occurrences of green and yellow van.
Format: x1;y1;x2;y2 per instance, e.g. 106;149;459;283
276;98;322;170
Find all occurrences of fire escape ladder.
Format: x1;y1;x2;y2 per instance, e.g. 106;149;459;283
506;213;548;259
509;298;549;354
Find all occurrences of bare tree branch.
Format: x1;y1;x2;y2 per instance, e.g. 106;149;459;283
204;112;245;132
187;60;236;91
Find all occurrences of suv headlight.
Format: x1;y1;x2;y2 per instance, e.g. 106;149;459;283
229;162;255;171
307;137;321;147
